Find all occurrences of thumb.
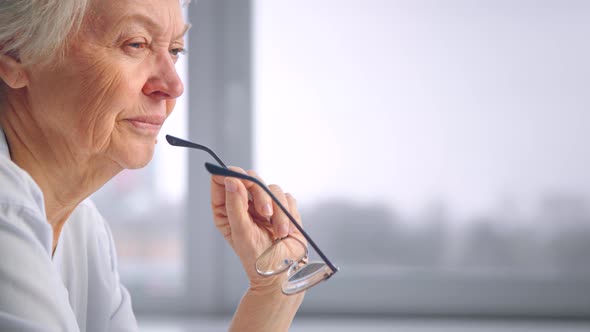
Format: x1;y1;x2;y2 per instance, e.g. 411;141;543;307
224;177;251;236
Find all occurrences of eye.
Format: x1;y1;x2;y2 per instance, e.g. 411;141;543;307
128;42;147;49
169;47;187;58
124;38;149;52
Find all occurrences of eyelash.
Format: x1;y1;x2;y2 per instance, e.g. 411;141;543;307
125;42;186;59
169;47;187;58
127;42;147;49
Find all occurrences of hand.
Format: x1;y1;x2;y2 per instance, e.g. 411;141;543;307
210;167;306;292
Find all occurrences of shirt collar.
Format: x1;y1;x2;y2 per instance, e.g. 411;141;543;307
0;126;10;159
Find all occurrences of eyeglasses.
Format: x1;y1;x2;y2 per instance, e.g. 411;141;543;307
166;134;339;295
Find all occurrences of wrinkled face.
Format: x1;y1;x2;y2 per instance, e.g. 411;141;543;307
24;0;187;169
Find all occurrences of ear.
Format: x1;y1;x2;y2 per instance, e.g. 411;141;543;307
0;54;28;89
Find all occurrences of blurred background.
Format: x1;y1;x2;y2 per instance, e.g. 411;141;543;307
91;0;590;330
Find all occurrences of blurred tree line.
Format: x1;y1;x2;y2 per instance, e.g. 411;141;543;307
301;193;590;276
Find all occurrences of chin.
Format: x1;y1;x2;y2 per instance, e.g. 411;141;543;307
117;140;157;170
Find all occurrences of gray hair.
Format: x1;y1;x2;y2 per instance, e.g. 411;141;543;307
0;0;89;66
0;0;191;67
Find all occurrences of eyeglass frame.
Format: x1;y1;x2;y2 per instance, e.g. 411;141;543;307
165;134;339;292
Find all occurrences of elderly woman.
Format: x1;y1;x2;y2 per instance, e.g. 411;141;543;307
0;0;305;331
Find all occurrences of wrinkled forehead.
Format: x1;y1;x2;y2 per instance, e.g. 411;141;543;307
84;0;187;38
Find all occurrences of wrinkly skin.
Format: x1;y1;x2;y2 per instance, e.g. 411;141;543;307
21;0;185;172
0;0;186;251
0;0;305;330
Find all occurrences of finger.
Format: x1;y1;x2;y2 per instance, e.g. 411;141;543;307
248;200;272;225
245;170;273;220
210;166;247;208
223;177;251;236
211;166;247;188
248;200;275;238
285;193;302;235
268;184;291;239
211;166;274;226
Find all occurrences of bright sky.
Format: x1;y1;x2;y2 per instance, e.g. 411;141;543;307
253;0;590;222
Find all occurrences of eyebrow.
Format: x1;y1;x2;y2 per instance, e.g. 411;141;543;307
118;13;190;40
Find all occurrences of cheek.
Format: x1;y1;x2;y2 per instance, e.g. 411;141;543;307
78;57;127;110
67;56;144;151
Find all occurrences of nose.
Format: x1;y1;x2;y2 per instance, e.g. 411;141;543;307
142;51;184;100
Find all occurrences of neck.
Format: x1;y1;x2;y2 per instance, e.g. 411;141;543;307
0;99;121;252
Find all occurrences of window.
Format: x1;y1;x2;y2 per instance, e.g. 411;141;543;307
249;0;590;315
93;0;590;316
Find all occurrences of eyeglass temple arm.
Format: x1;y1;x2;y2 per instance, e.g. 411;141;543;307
165;135;339;274
205;162;339;274
166;135;228;168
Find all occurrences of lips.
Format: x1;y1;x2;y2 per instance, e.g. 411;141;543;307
127;114;165;126
125;114;166;134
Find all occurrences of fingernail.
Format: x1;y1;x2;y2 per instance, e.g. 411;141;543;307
263;203;273;216
279;224;289;238
225;178;237;192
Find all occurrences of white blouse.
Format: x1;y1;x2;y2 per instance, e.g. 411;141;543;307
0;128;138;331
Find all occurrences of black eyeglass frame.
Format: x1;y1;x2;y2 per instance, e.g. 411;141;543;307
165;134;339;276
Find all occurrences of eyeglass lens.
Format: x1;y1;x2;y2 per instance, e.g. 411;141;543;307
256;236;308;276
255;236;335;295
